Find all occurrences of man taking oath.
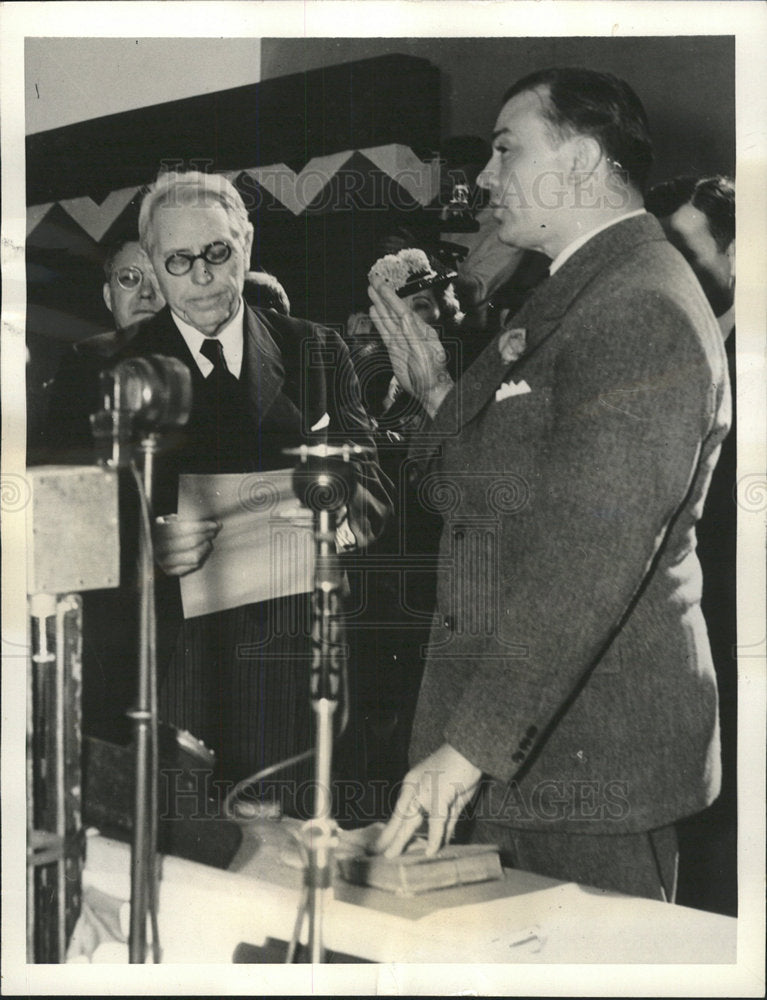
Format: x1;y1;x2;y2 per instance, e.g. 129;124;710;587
369;68;730;900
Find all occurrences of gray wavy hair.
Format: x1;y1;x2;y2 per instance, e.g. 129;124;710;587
138;170;252;254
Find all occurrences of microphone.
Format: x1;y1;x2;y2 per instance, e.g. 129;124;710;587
90;355;192;466
285;444;364;702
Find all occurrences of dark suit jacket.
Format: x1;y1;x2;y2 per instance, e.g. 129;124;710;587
41;304;391;745
407;214;730;834
45;304;390;535
113;304;390;535
114;303;390;638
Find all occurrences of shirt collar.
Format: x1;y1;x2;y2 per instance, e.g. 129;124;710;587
549;209;647;276
171;297;245;378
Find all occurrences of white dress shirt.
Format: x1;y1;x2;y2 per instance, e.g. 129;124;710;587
172;297;245;378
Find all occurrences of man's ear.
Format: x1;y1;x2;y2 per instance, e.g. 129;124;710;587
243;223;255;265
568;135;602;181
103;282;114;315
726;238;735;282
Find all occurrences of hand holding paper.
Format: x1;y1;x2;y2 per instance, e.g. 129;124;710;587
177;471;314;619
153;515;222;577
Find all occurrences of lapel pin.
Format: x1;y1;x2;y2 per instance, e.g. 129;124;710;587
498;327;527;364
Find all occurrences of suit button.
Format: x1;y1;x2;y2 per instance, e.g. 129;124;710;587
525;726;538;739
443;615;454;631
511;751;525;764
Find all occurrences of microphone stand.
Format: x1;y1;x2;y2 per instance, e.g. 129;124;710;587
287;443;357;963
90;355;192;964
127;432;160;964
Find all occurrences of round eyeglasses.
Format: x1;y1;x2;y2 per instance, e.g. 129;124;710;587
114;266;145;291
164;241;232;276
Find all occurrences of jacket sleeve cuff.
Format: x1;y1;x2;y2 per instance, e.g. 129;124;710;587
444;717;521;785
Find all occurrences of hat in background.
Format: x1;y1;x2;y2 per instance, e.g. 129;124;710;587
368;248;458;298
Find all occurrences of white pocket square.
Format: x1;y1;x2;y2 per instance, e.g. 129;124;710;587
310;411;331;432
495;379;532;402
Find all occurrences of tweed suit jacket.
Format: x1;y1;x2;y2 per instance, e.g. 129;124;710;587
408;214;731;834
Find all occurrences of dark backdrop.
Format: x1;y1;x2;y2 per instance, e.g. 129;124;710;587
262;36;735;182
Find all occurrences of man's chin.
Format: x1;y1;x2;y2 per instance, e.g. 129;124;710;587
496;222;525;249
182;306;232;336
129;310;161;324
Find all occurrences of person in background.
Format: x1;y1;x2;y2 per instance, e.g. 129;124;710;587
33;238;167;735
368;67;730;902
101;239;166;345
243;269;291;317
646;175;734;338
30;238;167;463
345;248;466;797
647;174;737;915
347;248;464;423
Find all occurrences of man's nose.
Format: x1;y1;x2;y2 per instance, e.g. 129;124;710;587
190;258;214;285
476;156;496;192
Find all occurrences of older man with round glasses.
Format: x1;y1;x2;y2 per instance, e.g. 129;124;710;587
104;170;391;805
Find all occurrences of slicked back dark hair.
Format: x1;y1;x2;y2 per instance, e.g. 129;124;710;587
691;175;735;252
644;175;698;219
646;174;735;252
502;67;654;193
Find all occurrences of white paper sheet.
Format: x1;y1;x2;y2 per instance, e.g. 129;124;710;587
177;470;313;619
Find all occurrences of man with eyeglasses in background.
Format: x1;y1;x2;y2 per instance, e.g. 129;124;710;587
34;237;169;742
36;238;166;462
86;238;167;357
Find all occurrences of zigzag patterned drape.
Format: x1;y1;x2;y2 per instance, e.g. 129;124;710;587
26;54;442;339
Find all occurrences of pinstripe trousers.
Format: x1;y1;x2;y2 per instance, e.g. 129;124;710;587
159;594;317;815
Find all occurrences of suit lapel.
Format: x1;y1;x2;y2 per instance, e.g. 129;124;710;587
429;278;553;437
127;307;198;368
133;304;303;429
250;309;333;433
430;213;668;438
241;304;297;423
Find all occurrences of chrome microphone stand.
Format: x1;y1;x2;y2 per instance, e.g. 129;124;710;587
90;355;192;964
286;443;361;963
126;431;160;964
